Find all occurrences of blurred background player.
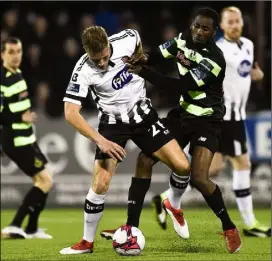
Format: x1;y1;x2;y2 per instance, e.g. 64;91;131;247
1;37;53;239
209;6;271;237
60;25;190;255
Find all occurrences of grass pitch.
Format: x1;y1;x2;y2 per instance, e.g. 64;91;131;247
1;207;271;260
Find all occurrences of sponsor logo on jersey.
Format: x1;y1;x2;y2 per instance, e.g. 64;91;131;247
34;157;43;168
198;136;207;142
112;67;133;90
191;67;207;80
67;83;80;93
237;60;252;77
161;40;172;49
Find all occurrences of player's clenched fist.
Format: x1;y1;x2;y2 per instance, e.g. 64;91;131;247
126;63;143;75
126;53;148;65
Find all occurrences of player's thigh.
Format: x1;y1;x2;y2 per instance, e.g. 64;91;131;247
153;139;190;175
191;146;214;181
2;141;48;177
209;152;225;175
218;120;248;157
133;119;189;174
164;111;190;149
95;123;130;160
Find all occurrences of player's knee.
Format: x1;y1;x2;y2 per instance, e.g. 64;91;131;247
171;159;191;176
190;174;209;188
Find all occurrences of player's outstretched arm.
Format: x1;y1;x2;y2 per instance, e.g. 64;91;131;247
126;63;190;93
64;102;126;161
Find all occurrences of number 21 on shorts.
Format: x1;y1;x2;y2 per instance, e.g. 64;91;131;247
151;121;169;137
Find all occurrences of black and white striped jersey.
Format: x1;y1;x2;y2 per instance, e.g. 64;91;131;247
216;37;254;121
63;29;152;124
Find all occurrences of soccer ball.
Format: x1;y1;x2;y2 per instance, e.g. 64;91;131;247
112;225;145;256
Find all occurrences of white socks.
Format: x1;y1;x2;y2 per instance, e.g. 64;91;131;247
165;172;190;209
83;188;106;242
233;169;256;227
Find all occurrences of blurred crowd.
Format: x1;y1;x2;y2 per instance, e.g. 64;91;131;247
1;2;271;118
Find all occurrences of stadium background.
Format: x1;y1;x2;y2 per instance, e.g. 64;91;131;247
1;1;271;208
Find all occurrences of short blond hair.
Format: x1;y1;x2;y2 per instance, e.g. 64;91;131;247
82;26;109;55
220;6;242;20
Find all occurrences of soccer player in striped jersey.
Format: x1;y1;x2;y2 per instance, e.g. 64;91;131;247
209;6;270;238
101;8;242;253
1;37;53;239
60;26;191;255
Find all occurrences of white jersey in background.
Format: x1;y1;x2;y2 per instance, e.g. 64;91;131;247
63;29;152;124
216;37;254;121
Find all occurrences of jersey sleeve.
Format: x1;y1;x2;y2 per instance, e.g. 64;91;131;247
126;29;141;46
179;49;225;90
123;29;142;55
63;59;91;106
0;75;24;125
0;94;22;125
189;54;225;87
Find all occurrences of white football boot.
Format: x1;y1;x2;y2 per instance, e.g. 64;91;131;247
1;226;27;239
26;228;53;239
163;198;189;239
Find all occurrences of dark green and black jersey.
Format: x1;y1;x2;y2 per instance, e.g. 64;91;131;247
145;31;226;120
0;65;36;147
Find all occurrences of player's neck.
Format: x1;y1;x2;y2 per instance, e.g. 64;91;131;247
224;34;240;43
3;63;18;74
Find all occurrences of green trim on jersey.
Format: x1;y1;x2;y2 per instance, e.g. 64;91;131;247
188;91;206;100
1;80;28;97
177;63;189;75
12;123;32;130
179;96;213;116
159;45;174;58
14;134;36;147
9;98;31;113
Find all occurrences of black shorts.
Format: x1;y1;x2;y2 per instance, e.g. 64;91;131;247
95;109;174;160
163;109;222;155
2;141;48;177
218;120;248;156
